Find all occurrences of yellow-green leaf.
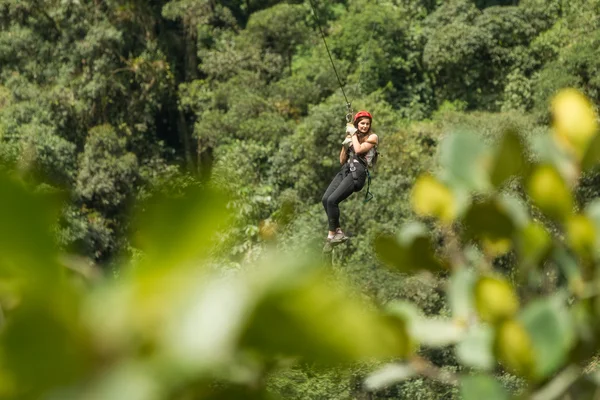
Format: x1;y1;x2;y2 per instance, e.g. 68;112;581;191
526;165;573;221
494;319;535;378
490;129;528;188
552;88;598;160
566;214;596;258
411;175;457;224
474;276;519;324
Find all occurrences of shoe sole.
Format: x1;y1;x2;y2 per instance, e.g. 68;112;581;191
330;237;349;246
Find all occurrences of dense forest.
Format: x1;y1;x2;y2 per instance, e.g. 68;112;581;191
3;0;600;399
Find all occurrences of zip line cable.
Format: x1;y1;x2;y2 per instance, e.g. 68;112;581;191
307;0;353;121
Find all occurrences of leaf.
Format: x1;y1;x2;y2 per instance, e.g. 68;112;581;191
411;175;457;223
1;300;92;397
438;132;491;192
0;173;62;286
565;214;596;258
239;255;411;364
464;199;516;241
410;318;466;347
517;222;552;268
584;200;600;253
530;365;582;400
456;324;495;370
494;319;535;378
163;273;255;370
490;129;528;188
131;184;230;272
581;132;600;171
460;375;509;400
364;363;416;391
463;198;516;255
552;88;598;160
520;294;576;380
373;223;446;273
448;267;476;322
526;165;573;221
77;361;164;400
386;301;465;347
474;276;519;324
498;194;530;228
552;248;584;296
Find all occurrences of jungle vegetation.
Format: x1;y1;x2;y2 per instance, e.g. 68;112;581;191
2;0;600;399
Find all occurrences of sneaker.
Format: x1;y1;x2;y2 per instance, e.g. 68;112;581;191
323;240;333;253
329;231;348;245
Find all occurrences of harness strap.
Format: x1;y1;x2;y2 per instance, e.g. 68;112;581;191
364;169;373;203
347;157;360;191
347;151;374;203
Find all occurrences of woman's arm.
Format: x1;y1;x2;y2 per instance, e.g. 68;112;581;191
340;146;348;164
351;133;378;154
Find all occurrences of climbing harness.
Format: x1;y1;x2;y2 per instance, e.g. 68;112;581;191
347;146;375;203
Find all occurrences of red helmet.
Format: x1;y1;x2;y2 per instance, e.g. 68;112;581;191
353;110;372;124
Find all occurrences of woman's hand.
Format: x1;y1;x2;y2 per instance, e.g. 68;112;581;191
346;123;357;136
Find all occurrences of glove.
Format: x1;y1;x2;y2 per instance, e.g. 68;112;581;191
342;137;352;150
346;123;357;136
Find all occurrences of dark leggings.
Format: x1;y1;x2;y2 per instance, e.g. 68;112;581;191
322;162;366;232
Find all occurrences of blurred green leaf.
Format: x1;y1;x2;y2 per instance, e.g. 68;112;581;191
161;271;254;372
463;199;516;255
75;361;164;400
581;133;600;171
517;222;552;268
239;256;411;364
1;300;92;398
530;365;582;400
448;267;476;322
464;199;516;241
584;200;600;254
411;318;465;347
498;194;530;228
364;363;416;391
456;324;495;370
461;375;509;400
520;294;576;380
374;223;446;273
553;248;584;296
475;276;519;324
439;132;491;192
131;184;230;272
411;174;457;223
385;300;422;322
386;300;464;347
494;318;535;378
0;173;62;285
565;214;596;258
490;129;528;188
526;165;573;221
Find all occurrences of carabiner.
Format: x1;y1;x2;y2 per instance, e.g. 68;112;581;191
345;103;353;123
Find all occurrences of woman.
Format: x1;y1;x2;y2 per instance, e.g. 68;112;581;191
322;110;378;251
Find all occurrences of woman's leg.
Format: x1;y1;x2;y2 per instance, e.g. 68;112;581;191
322;171;344;234
323;173;356;232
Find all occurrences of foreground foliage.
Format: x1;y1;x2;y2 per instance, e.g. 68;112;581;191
3;0;600;399
368;89;600;399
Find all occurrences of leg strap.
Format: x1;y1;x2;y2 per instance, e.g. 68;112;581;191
349;162;359;191
364;169;373;203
